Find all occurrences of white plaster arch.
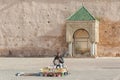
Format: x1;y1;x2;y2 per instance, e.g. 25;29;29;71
66;21;99;57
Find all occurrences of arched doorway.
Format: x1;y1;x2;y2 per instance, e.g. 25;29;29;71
73;29;90;57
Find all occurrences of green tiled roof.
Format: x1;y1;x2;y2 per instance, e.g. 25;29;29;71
67;6;95;21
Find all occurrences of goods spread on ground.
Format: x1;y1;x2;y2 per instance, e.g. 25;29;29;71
16;66;68;77
39;66;68;77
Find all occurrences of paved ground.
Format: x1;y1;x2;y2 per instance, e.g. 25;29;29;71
0;57;120;80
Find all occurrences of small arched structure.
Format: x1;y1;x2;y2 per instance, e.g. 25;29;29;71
66;6;99;57
73;29;90;57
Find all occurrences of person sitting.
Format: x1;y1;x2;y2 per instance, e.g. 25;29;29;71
53;51;64;68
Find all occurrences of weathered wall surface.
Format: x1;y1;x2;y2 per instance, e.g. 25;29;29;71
0;0;120;57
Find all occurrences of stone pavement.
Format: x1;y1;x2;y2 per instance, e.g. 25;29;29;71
0;57;120;80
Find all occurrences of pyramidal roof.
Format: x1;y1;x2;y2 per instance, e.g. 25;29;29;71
67;6;95;21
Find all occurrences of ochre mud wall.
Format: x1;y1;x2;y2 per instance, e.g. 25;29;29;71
98;18;120;57
0;0;120;57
